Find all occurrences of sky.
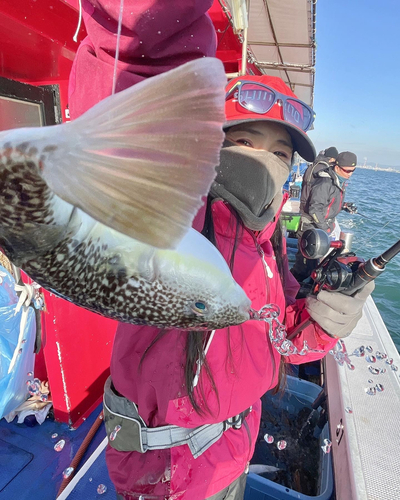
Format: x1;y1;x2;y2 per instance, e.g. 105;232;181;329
307;0;400;167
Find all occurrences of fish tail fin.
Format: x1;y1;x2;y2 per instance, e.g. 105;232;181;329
42;58;226;249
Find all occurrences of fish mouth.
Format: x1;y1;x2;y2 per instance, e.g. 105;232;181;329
239;301;253;323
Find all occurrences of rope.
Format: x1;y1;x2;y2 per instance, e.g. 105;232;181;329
111;0;125;95
72;0;82;42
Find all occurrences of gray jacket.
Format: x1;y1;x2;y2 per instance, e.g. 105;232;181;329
301;167;345;233
299;154;331;213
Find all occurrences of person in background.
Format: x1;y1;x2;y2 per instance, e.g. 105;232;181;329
69;3;373;499
291;151;357;283
299;146;339;214
289;147;338;282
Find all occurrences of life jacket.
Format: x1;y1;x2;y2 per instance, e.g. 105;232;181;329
301;167;346;233
300;154;332;213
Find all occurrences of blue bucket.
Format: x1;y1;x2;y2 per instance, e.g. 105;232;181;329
244;376;334;500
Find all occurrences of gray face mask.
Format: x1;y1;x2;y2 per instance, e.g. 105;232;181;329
210;141;291;230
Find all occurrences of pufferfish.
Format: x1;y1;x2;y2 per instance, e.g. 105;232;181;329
0;58;251;330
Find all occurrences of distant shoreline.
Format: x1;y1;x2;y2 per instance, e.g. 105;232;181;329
357;165;400;173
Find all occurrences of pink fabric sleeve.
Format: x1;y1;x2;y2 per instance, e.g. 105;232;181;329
279;230;299;306
281;238;338;363
69;0;217;118
282;255;300;306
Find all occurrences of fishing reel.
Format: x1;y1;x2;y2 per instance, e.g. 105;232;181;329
342;202;358;214
287;228;400;341
299;228;394;295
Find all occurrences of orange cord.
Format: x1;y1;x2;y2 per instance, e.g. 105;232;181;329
56;410;104;497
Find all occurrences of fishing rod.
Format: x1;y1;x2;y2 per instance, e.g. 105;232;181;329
355;211;374;221
342;202;375;222
311;233;400;295
287;229;400;339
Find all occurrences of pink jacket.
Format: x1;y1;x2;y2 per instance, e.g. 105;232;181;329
69;2;337;498
106;199;337;500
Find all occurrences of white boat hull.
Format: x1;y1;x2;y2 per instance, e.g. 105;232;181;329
325;296;400;499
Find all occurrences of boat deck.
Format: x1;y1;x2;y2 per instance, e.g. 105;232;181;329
0;404;115;499
57;438;112;500
2;295;399;500
325;297;400;500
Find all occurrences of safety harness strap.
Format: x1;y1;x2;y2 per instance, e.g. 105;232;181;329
143;420;226;458
103;377;251;459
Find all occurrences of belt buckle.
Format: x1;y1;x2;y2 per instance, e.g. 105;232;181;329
226;414;243;430
232;414;243;430
225;406;252;431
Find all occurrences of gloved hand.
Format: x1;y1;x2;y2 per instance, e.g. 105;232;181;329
342;202;358;214
306;281;375;338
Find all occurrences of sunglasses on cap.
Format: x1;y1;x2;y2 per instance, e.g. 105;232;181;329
225;80;316;132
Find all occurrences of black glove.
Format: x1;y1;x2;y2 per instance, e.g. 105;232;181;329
342;202;357;214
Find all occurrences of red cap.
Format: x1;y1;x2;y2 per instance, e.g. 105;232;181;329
225;75;316;162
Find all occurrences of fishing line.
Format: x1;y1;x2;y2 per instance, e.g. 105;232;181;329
112;0;125;95
364;220;391;246
73;0;83;42
345;210;392;246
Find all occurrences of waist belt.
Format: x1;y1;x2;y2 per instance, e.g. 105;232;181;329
103;377;251;459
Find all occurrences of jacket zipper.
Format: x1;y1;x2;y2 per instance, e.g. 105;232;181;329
244;232;277;469
245;237;277;471
256;243;272;302
246;229;272;302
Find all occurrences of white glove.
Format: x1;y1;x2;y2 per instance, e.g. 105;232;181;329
306;281;375;338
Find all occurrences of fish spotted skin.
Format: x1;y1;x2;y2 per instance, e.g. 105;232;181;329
0;142;72;259
0;145;250;330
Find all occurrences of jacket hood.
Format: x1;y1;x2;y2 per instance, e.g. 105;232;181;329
317;168;344;191
312;162;330;178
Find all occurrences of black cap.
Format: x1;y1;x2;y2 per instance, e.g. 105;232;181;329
336;151;357;167
324;147;339;159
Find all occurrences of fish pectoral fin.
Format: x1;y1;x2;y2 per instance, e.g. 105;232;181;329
0;223;68;265
102;246;157;284
41;58;226;250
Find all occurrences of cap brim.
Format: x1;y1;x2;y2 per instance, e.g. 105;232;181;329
224;118;316;162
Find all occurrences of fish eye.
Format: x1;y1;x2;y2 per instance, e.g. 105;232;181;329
191;301;208;316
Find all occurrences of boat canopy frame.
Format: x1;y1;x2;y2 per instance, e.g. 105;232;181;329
217;0;316;107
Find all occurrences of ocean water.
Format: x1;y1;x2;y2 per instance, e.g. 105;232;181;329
336;168;400;352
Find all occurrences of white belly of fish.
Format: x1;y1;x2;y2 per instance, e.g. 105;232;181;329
22;203;250;330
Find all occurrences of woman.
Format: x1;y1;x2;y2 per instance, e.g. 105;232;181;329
69;2;373;498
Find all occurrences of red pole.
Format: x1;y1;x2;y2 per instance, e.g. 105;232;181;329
56;410;104;497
